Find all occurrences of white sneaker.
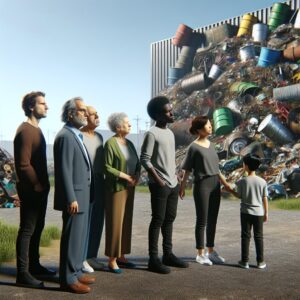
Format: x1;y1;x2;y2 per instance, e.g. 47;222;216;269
82;260;94;273
257;261;267;269
208;251;225;264
196;255;213;266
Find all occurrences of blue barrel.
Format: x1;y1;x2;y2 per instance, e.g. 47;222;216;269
167;67;185;86
257;47;281;67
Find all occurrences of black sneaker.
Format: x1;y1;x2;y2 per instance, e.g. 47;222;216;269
148;256;171;274
16;272;44;288
29;265;56;277
162;253;189;268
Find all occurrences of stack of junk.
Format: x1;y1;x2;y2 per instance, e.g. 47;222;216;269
0;147;19;208
162;2;300;199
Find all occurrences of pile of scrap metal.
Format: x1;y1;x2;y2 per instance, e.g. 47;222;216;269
0;147;19;208
162;2;300;199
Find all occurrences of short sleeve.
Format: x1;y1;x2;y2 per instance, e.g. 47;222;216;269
180;145;194;171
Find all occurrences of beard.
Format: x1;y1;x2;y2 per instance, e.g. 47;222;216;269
73;114;88;128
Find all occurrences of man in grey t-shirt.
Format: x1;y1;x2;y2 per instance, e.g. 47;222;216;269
140;96;189;274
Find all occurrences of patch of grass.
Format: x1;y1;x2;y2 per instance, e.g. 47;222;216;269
49;175;54;187
269;198;300;210
40;226;61;247
0;222;18;263
0;222;61;264
135;185;150;193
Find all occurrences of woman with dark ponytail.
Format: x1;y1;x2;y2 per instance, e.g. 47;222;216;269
179;116;230;266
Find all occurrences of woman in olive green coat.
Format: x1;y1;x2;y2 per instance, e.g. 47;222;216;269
104;112;140;273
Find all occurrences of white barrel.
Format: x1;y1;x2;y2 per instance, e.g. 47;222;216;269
240;44;256;62
252;23;268;42
208;64;223;81
294;9;300;29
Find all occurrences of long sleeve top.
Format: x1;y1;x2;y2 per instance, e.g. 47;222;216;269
13;122;49;189
104;136;140;193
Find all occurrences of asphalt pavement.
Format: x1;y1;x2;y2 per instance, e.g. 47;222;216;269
0;191;299;299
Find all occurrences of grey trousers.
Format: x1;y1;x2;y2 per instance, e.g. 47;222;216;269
60;210;89;285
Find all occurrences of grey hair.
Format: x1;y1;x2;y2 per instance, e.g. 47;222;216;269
61;97;83;123
107;112;128;133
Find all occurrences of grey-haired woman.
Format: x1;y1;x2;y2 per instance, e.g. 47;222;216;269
104;112;140;273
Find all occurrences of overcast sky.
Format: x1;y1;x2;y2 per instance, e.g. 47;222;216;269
0;0;276;143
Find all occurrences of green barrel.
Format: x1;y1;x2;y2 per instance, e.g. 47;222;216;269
268;2;290;31
213;108;234;136
230;82;259;95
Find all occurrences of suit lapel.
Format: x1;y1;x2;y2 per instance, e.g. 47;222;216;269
64;125;90;167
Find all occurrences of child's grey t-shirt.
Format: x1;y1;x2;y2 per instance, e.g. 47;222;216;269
236;176;268;216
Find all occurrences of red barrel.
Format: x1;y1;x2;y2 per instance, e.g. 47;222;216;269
172;24;193;47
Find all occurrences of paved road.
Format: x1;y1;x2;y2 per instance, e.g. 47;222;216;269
0;191;299;299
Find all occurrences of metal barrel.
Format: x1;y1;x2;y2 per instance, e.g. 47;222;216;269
252;23;269;42
175;45;197;72
169;119;194;147
208;64;223;81
239;44;256;62
227;98;242;114
294;9;300;28
268;2;290;31
167;67;186;86
172;24;193;47
237;14;258;37
257;47;281;67
273;83;300;102
213;107;234;136
230;82;259;95
283;45;300;61
257;114;294;145
180;73;208;94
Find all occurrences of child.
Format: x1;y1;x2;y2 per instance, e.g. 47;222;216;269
231;154;268;269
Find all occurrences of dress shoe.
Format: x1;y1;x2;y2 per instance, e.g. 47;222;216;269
116;259;136;268
78;275;96;285
16;272;44;288
108;265;123;274
162;253;189;268
29;264;56;277
148;256;170;274
61;282;90;294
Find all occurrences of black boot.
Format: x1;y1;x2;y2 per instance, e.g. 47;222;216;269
162;253;189;268
16;272;44;288
148;256;171;274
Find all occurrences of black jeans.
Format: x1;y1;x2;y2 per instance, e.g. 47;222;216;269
193;175;220;249
240;213;264;263
148;183;179;257
16;187;48;274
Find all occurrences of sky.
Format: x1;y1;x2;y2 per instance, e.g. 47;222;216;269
0;0;276;143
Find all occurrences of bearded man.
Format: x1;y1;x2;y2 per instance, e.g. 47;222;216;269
53;97;96;294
